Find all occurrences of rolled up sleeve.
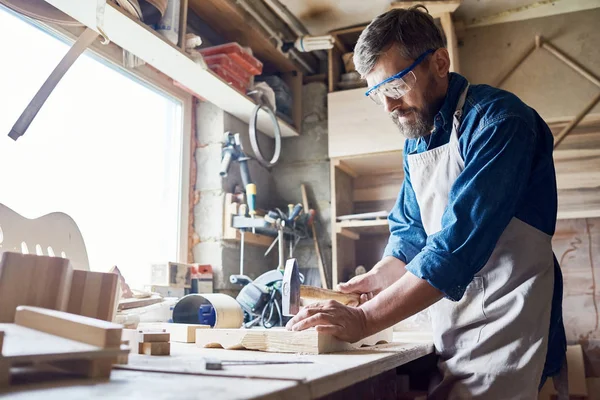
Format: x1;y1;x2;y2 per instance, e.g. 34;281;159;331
383;145;427;264
405;116;536;301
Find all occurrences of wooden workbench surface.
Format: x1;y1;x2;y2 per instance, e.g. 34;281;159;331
2;332;434;400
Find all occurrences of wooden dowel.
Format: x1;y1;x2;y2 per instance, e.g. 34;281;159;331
541;41;600;89
493;39;538;88
554;92;600;149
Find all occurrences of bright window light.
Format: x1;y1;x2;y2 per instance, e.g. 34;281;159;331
0;6;185;290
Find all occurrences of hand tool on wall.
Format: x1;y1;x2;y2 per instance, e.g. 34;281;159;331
301;184;329;289
282;259;360;316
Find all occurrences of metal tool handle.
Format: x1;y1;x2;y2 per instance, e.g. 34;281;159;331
220;151;233;177
238;156;252;188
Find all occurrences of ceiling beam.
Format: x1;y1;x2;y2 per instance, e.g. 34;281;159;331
465;0;600;29
389;1;462;17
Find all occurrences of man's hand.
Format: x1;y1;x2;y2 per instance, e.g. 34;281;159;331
337;256;407;303
285;300;369;343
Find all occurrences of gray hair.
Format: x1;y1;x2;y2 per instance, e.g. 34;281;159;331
353;5;445;77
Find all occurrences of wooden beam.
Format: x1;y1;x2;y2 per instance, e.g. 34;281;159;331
195;328;393;354
540;39;600;89
336;227;360;241
332;159;358;178
390;1;461;16
466;0;600;29
439;12;459;73
554;93;600;149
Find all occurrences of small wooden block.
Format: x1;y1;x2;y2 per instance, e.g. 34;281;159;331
0;252;73;323
139;342;170;356
137;332;170;343
137;322;210;343
121;329;140;354
14;306;122;348
67;270;119;322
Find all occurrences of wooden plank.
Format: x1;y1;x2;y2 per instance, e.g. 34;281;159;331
328;46;343;93
566;345;588;397
465;0;600;29
0;323;125;363
336;235;356;286
42;0;299;138
337;227;360;241
353;172;403;202
0;252;72;323
139;342;171;356
67;270;119;321
333;151;404;176
337;211;389;221
137;322;210;343
301;183;328;289
118;296;164;310
14;306;123;348
337;220;390;236
328;89;403;158
332;159;358;178
300;286;360;307
196;328;393;354
187;0;296;73
439;12;459;73
389;1;461;16
335;167;355;217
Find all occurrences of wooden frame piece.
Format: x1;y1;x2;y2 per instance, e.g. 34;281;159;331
67;270;120;322
439;12;459;73
196;328;393;354
336;227;360;241
137;322;210;343
301;184;328;289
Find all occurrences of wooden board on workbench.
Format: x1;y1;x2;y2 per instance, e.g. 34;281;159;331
67;270;120;321
0;252;72;322
196;328;392;354
138;322;210;343
14;306;123;349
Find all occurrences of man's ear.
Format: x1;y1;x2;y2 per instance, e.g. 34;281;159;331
430;48;451;78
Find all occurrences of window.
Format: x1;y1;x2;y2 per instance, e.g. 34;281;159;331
0;6;189;289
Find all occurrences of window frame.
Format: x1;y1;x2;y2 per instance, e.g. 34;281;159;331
6;11;194;264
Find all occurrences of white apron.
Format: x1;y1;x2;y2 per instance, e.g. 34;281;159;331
406;85;555;399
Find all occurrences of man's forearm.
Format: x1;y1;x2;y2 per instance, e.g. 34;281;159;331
359;271;444;335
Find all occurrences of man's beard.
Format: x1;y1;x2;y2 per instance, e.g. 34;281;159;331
390;75;443;139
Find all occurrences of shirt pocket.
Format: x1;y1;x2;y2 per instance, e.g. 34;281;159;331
431;276;488;353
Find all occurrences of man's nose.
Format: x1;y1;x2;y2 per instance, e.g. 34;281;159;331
383;96;403;113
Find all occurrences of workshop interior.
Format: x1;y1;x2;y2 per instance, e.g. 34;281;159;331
0;0;599;398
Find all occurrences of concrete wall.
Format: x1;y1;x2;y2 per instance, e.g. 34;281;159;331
192;82;332;292
271;82;332;288
459;8;600;121
192;101;278;293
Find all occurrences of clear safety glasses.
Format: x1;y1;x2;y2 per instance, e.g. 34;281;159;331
365;49;434;106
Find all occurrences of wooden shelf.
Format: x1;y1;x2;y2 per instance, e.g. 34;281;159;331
336;219;389;239
43;0;299;138
188;0;296;74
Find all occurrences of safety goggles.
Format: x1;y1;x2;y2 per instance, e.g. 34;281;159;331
365;49;434;106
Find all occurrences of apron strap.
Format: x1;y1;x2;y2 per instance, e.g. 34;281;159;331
450;83;470;145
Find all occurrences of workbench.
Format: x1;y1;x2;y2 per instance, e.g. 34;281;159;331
2;332;434;399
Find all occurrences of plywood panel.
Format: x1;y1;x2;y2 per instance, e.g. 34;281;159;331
195;327;393;354
67;270;119;321
353;172;403;202
553;218;600;342
328;89;404;158
0;253;72;322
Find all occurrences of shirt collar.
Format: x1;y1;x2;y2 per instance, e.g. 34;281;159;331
434;73;468;131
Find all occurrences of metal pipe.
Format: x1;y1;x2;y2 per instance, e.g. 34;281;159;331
235;0;316;73
262;0;327;61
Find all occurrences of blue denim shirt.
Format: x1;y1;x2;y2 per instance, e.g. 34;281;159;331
383;73;566;379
